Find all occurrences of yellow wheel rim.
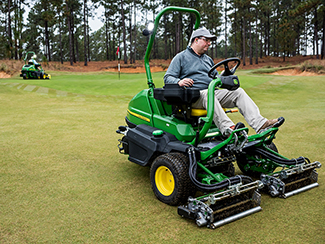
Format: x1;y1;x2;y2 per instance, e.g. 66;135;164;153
155;166;175;196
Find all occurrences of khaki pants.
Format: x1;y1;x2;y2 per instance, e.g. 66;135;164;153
192;88;267;134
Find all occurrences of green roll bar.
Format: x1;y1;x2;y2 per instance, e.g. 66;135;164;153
189;78;220;145
23;51;36;64
144;6;201;90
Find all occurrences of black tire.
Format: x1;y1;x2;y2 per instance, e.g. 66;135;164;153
150;153;195;206
23;73;27;79
237;142;278;178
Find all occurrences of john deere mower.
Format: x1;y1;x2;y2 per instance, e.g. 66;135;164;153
116;7;321;228
20;51;51;80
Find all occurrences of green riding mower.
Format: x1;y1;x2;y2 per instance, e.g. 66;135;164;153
116;7;321;228
20;51;51;80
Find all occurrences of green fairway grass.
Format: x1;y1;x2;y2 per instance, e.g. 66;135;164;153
2;71;167;97
2;70;270;96
0;71;324;243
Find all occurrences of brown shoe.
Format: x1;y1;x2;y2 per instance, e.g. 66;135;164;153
258;117;285;133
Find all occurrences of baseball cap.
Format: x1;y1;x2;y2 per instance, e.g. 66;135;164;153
190;27;216;41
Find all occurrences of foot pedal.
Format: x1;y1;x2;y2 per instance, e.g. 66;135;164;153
274;117;285;128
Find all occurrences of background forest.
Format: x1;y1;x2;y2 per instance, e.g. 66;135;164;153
1;0;325;66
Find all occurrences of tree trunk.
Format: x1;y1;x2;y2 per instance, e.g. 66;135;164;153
275;9;279;57
129;3;133;63
45;20;51;61
225;0;227;59
249;8;252;65
273;9;276;56
58;8;63;64
234;6;237;57
84;0;88;66
8;0;12;59
321;8;325;59
105;16;109;60
133;0;137;63
175;14;180;54
16;0;22;60
66;1;73;65
260;14;263;59
14;3;17;60
87;12;90;62
75;32;79;62
121;0;127;64
267;14;270;56
255;5;258;64
315;7;319;59
164;14;168;60
71;8;76;63
18;0;23;60
264;14;267;56
242;16;246;66
112;21;116;61
180;14;183;52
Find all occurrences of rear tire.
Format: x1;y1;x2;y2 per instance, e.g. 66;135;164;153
150;153;195;206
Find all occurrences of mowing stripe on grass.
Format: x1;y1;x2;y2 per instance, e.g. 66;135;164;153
24;85;37;92
2;82;20;87
0;82;99;98
56;90;68;97
36;87;49;95
16;83;26;89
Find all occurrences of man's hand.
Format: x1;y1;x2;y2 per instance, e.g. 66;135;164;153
178;78;194;87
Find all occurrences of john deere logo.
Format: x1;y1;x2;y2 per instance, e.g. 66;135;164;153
233;79;238;85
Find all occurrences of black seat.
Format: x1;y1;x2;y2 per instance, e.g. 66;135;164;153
154;84;201;125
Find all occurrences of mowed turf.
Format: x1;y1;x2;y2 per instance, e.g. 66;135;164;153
0;71;324;243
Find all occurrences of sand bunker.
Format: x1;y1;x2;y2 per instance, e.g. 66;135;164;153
270;69;322;76
0;72;11;78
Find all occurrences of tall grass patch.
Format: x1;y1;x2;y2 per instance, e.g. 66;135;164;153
299;59;325;74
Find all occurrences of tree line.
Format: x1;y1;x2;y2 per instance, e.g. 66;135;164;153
1;0;325;66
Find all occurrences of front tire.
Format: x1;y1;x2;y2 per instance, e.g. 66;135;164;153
150;153;195;206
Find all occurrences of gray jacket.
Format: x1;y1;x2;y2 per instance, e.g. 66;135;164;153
163;47;217;90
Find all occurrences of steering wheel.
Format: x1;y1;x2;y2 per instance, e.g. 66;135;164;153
208;57;241;79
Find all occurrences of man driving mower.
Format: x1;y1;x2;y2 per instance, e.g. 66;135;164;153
164;27;283;136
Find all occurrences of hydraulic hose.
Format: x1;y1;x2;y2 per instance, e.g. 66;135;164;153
254;148;310;166
188;148;253;192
